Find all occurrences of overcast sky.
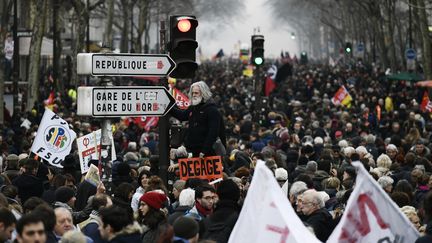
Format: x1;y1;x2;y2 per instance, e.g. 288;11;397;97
197;0;299;59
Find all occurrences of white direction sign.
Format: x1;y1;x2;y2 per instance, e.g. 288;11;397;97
77;86;176;117
77;53;176;76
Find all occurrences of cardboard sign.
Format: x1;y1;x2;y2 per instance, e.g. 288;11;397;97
178;156;223;182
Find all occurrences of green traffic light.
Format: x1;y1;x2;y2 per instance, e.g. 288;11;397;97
254;57;263;65
346;48;351;53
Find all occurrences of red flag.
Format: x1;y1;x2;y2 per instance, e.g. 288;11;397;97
264;76;276;96
44;91;55;106
172;88;190;109
123;116;159;132
420;91;432;112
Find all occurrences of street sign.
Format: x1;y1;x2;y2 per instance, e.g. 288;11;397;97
405;48;416;60
17;30;33;37
77;53;176;76
77;86;176;117
357;43;364;52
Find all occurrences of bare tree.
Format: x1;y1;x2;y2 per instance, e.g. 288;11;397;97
27;0;49;111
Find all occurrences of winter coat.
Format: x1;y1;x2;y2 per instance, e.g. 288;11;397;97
141;222;170;243
415;221;432;243
170;100;225;156
304;208;335;242
109;223;142;243
80;211;107;243
12;173;44;203
168;205;192;225
131;187;145;213
201;200;240;243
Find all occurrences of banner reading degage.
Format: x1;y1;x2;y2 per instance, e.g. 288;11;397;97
327;161;420;243
178;156;223;182
31;109;76;168
228;162;321;243
76;129;117;174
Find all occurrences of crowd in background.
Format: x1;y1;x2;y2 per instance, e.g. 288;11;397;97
1;58;432;242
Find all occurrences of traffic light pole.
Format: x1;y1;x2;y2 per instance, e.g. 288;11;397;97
158;20;169;186
99;47;113;194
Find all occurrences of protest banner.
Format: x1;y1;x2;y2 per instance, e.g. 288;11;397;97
76;129;116;174
228;161;321;243
327;161;420;243
31;108;76;168
178;156;223;182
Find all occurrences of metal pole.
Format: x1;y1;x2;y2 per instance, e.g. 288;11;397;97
86;0;90;85
408;0;412;48
12;0;20;112
158;20;169;186
99;47;113;194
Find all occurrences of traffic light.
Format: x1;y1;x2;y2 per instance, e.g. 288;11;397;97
345;42;352;54
300;51;308;65
251;35;264;66
169;15;198;78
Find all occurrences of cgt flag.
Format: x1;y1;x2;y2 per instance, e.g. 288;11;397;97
31;108;76;168
331;85;352;107
327;161;420;243
420;90;432;113
228;161;321;243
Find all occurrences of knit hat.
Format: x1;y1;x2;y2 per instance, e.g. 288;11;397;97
275;168;288;181
173;216;199;239
140;192;167;210
216;179;240;202
55;186;75;203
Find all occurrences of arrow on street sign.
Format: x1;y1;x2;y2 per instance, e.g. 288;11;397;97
77;86;176;117
77;53;176;76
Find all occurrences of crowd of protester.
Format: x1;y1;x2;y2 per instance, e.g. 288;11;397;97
1;57;432;242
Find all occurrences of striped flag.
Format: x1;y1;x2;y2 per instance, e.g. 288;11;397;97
331;85;352;107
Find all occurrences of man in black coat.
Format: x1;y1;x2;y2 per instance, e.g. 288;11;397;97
12;158;44;204
299;190;335;242
202;179;240;243
170;81;226;157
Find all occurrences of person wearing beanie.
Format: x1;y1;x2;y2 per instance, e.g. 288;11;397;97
53;186;90;224
139;191;170;243
173;216;199;243
201;179;240;243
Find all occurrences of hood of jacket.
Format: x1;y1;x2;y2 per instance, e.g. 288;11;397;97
109;222;142;242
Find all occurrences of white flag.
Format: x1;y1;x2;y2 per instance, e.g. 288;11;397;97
228;162;321;243
327;161;420;243
31;109;76;168
76;129;117;174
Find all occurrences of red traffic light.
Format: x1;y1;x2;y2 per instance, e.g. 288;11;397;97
177;19;191;32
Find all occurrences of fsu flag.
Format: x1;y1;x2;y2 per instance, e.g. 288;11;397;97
331;85;352;107
420;91;432;112
31;109;76;168
327;161;419;242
